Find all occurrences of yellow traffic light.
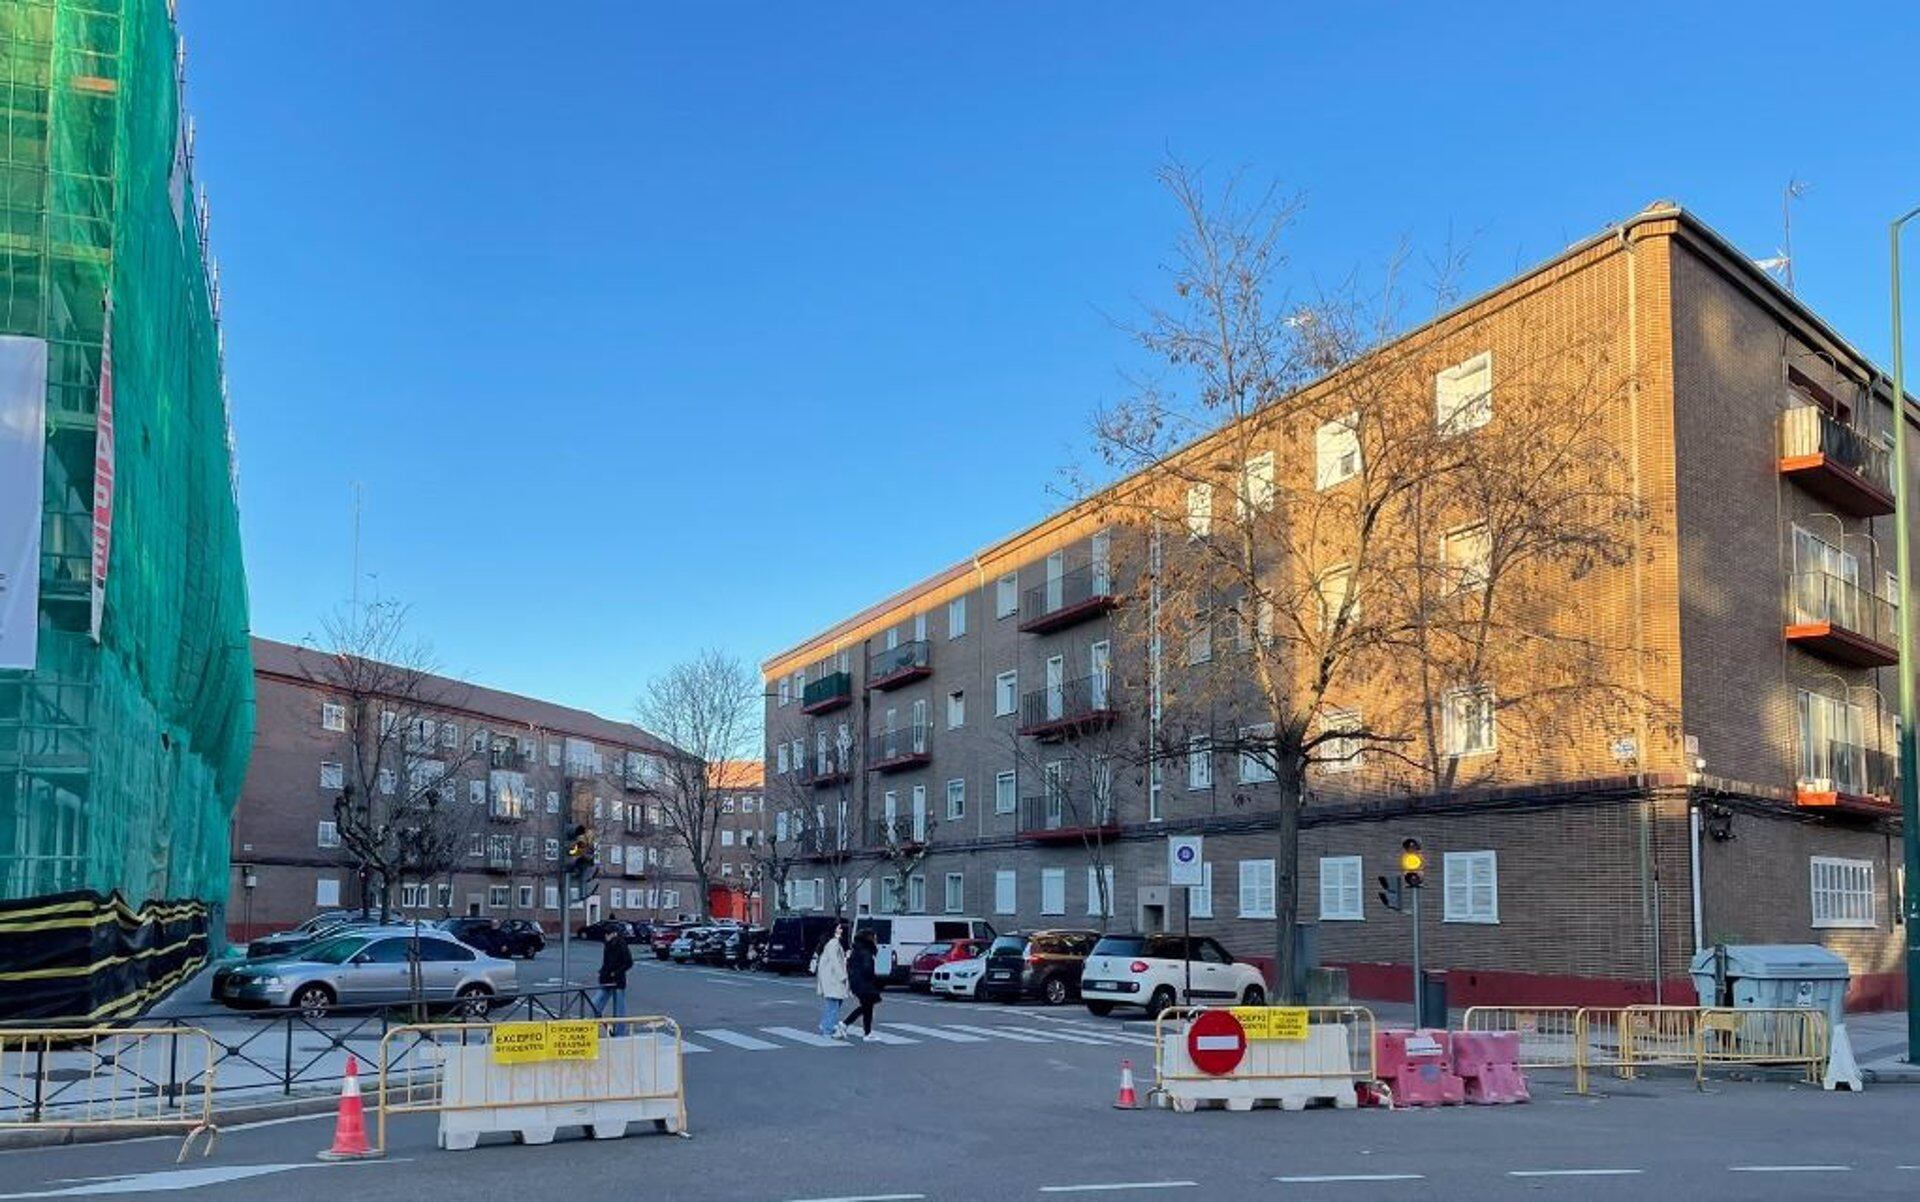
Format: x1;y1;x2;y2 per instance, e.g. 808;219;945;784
1399;848;1424;873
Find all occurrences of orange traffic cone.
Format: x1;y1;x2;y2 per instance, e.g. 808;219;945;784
1113;1058;1139;1110
317;1054;379;1160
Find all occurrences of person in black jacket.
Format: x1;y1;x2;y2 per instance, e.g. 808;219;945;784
596;930;633;1036
839;930;883;1042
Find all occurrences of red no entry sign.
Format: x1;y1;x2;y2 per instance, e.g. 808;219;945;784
1187;1009;1247;1076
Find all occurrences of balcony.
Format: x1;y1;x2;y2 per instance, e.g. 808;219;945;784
489;748;530;771
799;759;854;790
1017;795;1119;844
794;820;855;862
869;814;929;850
1019;563;1119;634
1795;739;1896;814
1785;571;1899;668
868;724;932;773
1779;406;1895;517
802;670;854;715
489;799;528;823
1018;676;1119;742
868;640;931;691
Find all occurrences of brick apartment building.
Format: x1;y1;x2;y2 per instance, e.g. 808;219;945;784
232;637;698;940
706;761;768;923
762;202;1911;1011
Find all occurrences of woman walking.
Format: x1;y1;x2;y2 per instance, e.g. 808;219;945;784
814;920;850;1038
839;930;884;1043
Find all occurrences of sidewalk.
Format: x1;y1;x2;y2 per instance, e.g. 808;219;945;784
1849;1010;1920;1083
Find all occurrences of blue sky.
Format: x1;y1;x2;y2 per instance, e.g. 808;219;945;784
180;1;1918;722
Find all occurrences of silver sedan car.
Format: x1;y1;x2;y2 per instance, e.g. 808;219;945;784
218;930;515;1018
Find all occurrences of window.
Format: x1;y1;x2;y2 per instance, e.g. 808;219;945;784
1188;736;1212;790
548;742;562;768
1188;862;1213;919
321;702;345;732
1085;866;1115;917
1040;868;1067;915
1436;351;1493;435
317;821;340;849
319;762;344;790
722;797;735;814
377;768;396;796
776;743;789;774
995;671;1018;717
948;595;967;639
1442;524;1492;594
946;778;966;820
1811;857;1877;929
1186;482;1214;538
1319;856;1363;920
544;838;559;861
720;830;734;847
1239;859;1277;919
315;878;340;908
994;870;1017;914
1187;602;1212;664
543;885;559;910
996;573;1019;618
1239;451;1275;515
546;790;560;814
468;834;483;858
488;886;509;909
1797;689;1868;794
1443;686;1497;757
948;690;965;729
995;770;1017;815
1319;708;1363;773
399;883;424;909
778;677;790;705
1443;851;1499;923
1238;723;1276;783
1315;413;1362;489
913;613;927;642
1317;565;1353;633
379;710;397;735
518;885;534;909
441;721;459;748
944;873;965;914
469;779;485;805
471;730;487;753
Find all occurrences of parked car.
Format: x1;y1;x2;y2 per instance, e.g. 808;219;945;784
491;918;547;958
979;929;1101;1005
574;918;637;942
908;938;992;992
852;916;997;986
669;927;721;963
929;950;988;1000
702;926;769;968
437;917;507;956
650;922;693;960
1078;933;1267;1018
764;915;840;975
216;930;515;1019
245;911;371;960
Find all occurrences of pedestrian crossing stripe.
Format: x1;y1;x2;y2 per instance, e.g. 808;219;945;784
666;1022;1148;1054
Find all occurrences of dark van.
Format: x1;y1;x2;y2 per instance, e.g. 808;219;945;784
764;915;841;975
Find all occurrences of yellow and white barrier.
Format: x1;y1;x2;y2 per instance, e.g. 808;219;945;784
0;1026;217;1160
1463;1005;1829;1094
1151;1005;1374;1113
377;1015;685;1152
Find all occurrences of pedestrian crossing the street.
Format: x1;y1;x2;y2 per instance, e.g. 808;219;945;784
667;1017;1156;1056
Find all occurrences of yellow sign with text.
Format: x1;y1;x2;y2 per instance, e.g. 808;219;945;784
490;1020;603;1064
1232;1006;1310;1041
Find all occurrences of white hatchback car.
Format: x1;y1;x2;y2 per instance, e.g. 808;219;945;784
1078;933;1266;1017
930;953;987;999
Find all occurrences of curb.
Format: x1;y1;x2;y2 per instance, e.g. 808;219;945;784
0;1091;340;1152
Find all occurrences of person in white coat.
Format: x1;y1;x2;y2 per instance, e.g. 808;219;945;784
814;920;851;1038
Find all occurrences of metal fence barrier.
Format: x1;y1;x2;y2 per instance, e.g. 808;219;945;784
0;1027;217;1160
1463;1005;1829;1094
375;1014;685;1152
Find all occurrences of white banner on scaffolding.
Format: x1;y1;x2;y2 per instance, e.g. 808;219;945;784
0;335;49;670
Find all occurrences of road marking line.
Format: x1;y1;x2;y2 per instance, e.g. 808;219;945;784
781;1195;924;1202
990;1025;1114;1045
1727;1166;1851;1173
856;1029;918;1045
696;1028;781;1051
678;1039;710;1053
942;1024;1053;1043
884;1023;988;1043
1038;1184;1196;1194
1275;1175;1424;1184
761;1025;848;1048
1509;1170;1644;1178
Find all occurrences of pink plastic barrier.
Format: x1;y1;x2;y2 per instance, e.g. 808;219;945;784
1373;1028;1464;1108
1450;1030;1530;1104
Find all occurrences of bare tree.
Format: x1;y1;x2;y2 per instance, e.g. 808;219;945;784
309;599;484;922
765;732;875;919
637;650;760;921
1090;162;1660;998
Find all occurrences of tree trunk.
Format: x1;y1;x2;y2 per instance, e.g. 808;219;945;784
1273;759;1304;1003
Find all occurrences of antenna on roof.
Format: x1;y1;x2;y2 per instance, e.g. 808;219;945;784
1764;177;1811;293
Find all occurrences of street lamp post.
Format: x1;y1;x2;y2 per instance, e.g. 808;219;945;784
1892;204;1920;1061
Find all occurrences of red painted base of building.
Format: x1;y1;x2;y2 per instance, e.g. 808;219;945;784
1333;961;1906;1014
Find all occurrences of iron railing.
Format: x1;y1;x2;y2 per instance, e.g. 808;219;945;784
868;640;931;685
1797;737;1896;800
1019;675;1116;733
1018;794;1115;835
1780;406;1892;495
1788;570;1897;644
869;815;930;847
802;671;853;711
869;723;931;767
1021;562;1117;629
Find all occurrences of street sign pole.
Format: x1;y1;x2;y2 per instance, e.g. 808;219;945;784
1184;882;1192;1007
1410;882;1424;1026
1167;835;1204;1008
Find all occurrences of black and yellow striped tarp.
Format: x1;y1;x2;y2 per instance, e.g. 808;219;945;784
0;891;210;1021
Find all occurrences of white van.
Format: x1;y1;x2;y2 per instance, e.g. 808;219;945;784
853;916;997;986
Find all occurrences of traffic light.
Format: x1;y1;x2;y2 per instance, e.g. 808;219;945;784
1377;873;1404;913
1400;838;1425;889
566;823;597;883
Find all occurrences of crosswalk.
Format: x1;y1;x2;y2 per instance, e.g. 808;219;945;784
673;1017;1156;1056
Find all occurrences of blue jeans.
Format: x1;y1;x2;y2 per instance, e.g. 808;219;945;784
595;986;628;1036
818;995;844;1036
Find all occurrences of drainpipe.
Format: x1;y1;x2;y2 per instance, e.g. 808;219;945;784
1689;802;1705;953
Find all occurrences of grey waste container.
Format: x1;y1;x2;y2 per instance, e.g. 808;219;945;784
1689;944;1850;1029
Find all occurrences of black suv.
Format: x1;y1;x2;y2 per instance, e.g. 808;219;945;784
979;929;1101;1005
764;916;840;975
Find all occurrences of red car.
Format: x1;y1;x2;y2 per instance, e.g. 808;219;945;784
908;938;992;992
650;922;693;960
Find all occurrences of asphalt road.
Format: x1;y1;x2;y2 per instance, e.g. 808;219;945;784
17;953;1920;1201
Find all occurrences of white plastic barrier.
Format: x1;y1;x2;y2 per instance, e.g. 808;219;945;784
1153;1006;1371;1113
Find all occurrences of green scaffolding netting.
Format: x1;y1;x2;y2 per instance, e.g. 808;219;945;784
0;0;252;914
